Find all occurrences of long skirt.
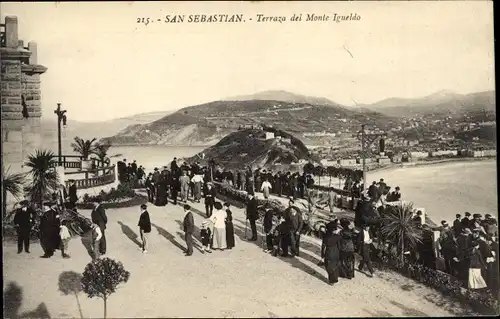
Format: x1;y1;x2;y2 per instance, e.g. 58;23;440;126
324;259;339;284
211;227;227;249
194;183;202;201
262;187;270;199
339;251;355;279
226;222;235;249
469;268;487;290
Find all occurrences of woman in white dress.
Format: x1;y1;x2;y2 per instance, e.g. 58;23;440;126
210;202;227;250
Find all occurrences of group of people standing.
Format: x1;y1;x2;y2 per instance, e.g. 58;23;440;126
439;212;499;291
117;158;146;186
182;202;235;256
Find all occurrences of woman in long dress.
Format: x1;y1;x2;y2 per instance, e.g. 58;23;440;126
260;179;272;199
468;238;488;290
224;202;235;249
210;202;227;250
339;219;355;279
321;220;342;285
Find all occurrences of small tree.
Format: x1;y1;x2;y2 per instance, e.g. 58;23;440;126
24;150;59;208
71;137;98;160
81;257;130;319
58;271;84;319
381;203;423;264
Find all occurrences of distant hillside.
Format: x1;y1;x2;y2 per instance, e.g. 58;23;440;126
40;110;175;152
184;128;311;169
362;90;496;118
101;98;397;146
225;90;341;107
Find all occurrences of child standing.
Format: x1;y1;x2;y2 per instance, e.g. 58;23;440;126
138;204;151;253
200;220;212;253
59;220;71;259
272;215;287;257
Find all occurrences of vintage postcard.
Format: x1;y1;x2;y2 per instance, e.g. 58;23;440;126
1;1;497;318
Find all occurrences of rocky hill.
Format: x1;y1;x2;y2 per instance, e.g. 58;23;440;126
101;97;397;146
184;128;312;169
361;90;496;119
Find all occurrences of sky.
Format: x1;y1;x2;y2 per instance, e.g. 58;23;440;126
1;1;495;122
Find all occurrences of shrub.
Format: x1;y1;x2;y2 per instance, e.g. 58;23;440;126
82;183;136;204
81;258;130;319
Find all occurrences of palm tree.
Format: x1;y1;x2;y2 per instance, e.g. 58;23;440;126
380;202;423;264
24;150;60;208
71;137;98;160
2;166;26;219
92;143;122;166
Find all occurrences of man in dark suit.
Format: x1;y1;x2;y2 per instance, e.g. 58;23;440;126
285;199;304;257
357;224;375;277
461;212;472;229
246;193;259;241
453;214;462;238
203;182;216;217
14;201;36;254
68;180;78;210
182;204;195;256
91;199;108;255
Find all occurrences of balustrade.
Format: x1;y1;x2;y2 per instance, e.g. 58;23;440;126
64;165;116;189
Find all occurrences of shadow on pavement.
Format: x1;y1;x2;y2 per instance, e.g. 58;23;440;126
117;221;142;248
151;222;186;253
4;281;52;319
57;271;84;319
231;223;329;284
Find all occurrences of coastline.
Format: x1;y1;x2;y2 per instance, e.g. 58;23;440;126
368;156;496;174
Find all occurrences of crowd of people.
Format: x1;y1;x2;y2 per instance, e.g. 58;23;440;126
10;156;498;293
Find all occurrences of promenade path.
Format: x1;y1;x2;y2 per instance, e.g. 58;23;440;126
3;196;469;318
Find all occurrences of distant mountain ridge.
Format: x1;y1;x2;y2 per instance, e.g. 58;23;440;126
224;90;341;107
360;90;495;117
101;93;395;146
40;110;176;152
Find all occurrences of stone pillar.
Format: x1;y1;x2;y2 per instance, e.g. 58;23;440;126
1;60;24;174
5;16;19;48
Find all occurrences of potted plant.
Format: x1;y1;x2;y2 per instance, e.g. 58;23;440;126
71;137;97;170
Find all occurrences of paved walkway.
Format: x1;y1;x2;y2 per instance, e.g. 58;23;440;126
3;196;469;318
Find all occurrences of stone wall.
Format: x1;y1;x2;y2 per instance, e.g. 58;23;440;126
1;15;47;209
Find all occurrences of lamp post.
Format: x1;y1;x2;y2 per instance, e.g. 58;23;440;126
357;124;386;190
54;103;67;166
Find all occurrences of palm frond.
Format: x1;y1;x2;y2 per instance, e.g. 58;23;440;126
2;167;26;200
24;150;60;204
381;202;423;257
71;136;98;159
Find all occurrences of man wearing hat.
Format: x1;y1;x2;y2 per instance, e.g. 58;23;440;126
453;214;463;238
182;204;195;256
246;193;259;241
455;227;473;283
357;224;375;277
203;182;216;217
368;181;380;202
439;220;457;275
91;198;108;255
13;200;36;254
482;214;498;237
472;214;486;234
461;212;472;230
137;204;151;253
387;186;401;202
68;180;78;210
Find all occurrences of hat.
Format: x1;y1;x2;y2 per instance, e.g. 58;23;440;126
473;213;482;219
485;214;492;219
456;213;461;218
380;178;384;182
140;204;147;210
441;220;448;226
395;186;400;190
465;212;471;217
